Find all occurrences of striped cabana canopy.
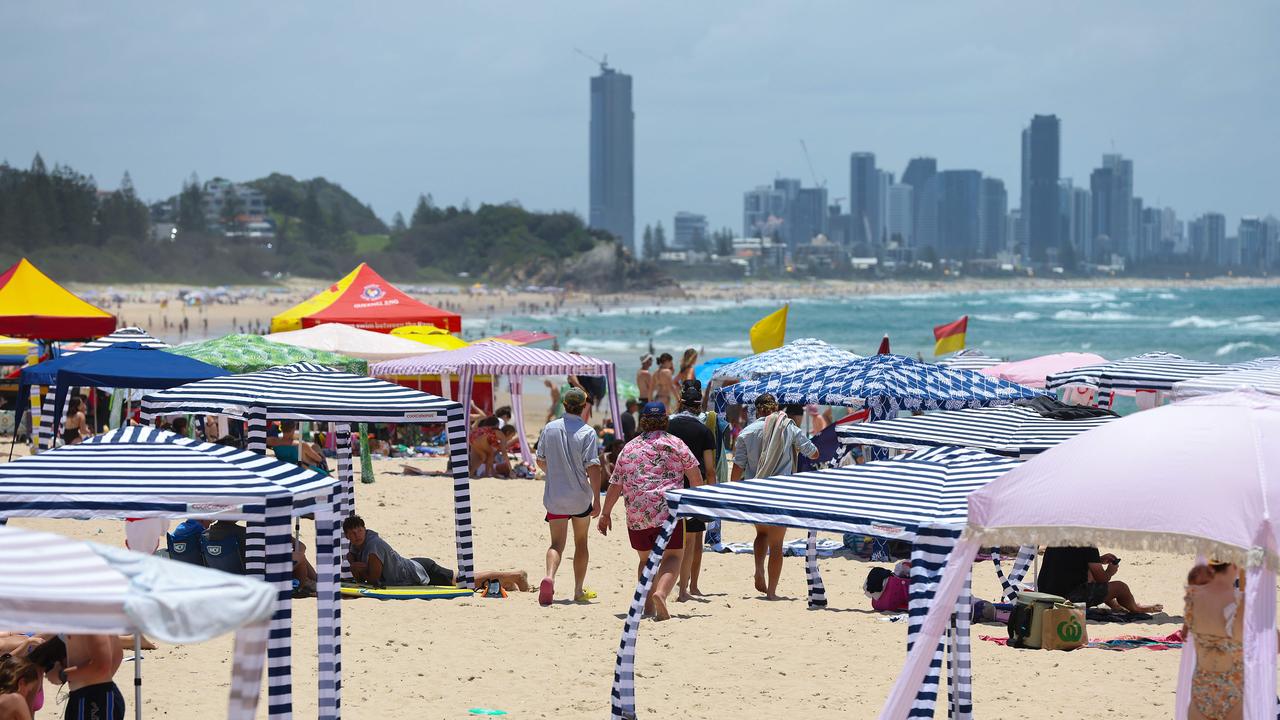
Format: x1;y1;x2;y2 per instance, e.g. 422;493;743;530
371;341;621;467
836;402;1118;458
62;326;170;355
1170;366;1280;400
1045;351;1185;390
0;524;275;719
937;348;1001;372
1097;354;1280;394
0;426;343;720
610;446;1026;720
714;353;1045;419
709;337;861;380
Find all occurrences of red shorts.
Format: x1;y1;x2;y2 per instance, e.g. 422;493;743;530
628;520;685;552
545;505;593;522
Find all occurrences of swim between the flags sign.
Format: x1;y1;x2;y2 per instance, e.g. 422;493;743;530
933;315;968;356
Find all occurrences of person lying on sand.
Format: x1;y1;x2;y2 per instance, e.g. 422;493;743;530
342;514;529;592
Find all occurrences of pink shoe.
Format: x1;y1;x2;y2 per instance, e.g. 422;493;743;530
538;577;554;606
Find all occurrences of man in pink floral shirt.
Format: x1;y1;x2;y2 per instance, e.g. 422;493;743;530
598;401;703;621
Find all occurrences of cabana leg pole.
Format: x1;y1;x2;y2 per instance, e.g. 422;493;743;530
264;497;296;720
510;376;535;467
804;530;826;609
610;506;680;720
1242;562;1277;720
445;403;475;588
335;423;353;578
316;488;342;720
133;632;142;720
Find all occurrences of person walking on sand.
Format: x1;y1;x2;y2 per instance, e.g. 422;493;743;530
731;398;818;600
598;401;703;621
535;388;602;606
636;355;654;403
652;353;675;408
666;382;716;601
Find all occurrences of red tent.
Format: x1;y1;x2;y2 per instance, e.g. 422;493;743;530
270;263;461;334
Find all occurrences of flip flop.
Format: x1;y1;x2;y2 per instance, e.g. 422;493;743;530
574;589;598;603
538;578;554;606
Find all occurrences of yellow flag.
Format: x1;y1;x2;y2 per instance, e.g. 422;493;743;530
750;305;788;353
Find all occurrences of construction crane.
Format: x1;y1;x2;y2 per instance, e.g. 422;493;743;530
799;139;825;188
574;47;609;72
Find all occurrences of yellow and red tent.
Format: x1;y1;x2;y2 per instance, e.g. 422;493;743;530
270;263;461;334
0;259;115;340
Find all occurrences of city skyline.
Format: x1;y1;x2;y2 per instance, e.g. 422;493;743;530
2;3;1276;242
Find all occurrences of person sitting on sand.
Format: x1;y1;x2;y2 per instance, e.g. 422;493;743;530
0;654;42;720
342;514;529;591
1036;546;1163;614
470;416;503;478
267;421;329;471
731;398;819;600
1183;560;1244;720
598;401;703;621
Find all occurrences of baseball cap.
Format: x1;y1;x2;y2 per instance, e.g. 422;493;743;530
679;383;703;405
641;401;667;418
563;388;588;407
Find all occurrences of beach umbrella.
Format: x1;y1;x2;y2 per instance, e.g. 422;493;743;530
980;351;1106;388
390;324;471;350
0;524;275;720
611;446;1024;720
1170;366;1280;399
266;322;438;361
709;338;861;381
715;353;1045;419
937;348;1001;372
166;333;368;374
880;390;1280;720
693;357;740;386
0;258;116;339
836;400;1117;458
269;262;460;333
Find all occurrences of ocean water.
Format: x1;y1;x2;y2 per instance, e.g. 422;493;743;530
477;285;1280;378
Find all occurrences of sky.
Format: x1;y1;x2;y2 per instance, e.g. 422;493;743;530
2;2;1277;240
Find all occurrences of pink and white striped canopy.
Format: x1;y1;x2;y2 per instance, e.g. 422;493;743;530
980;352;1107;388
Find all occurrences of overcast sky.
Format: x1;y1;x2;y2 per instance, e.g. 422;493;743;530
2;2;1276;238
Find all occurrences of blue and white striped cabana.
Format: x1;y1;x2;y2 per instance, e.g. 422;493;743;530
141;361;474;584
1170;366;1280;400
0;524;276;720
836;403;1117;459
0;427;341;720
709;338;861;381
1047;351;1280;408
937;349;1001;372
610;446;1028;720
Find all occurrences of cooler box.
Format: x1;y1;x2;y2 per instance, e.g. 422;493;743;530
1007;590;1066;649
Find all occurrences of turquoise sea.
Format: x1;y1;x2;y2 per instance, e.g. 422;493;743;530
481;284;1280;377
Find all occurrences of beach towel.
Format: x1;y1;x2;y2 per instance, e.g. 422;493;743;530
717;538;841;557
1014;396;1118;419
754;411;793;479
979;630;1182;651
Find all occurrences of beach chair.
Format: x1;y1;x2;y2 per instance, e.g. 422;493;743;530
166;532;205;566
273;444;301;464
200;534;245;574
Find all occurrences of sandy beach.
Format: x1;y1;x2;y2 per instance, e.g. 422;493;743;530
9;275;1272;718
7;389;1197;719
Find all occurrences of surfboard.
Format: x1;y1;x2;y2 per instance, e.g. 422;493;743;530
340;582;471;600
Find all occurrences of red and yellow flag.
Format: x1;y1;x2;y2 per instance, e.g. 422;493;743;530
933;316;968;356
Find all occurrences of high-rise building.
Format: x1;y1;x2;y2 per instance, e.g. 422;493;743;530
1099;154;1135;257
743;185;787;239
979;177;1007;257
589;63;635;250
886;183;914;246
915;175;941;253
849;153;880;249
790;187;829;248
672;212;708;250
901;157;937;245
1239;217;1268;268
1131;196;1145;260
1069;186;1092;263
936;170;983;260
1022;114;1061;262
1188;212;1227;265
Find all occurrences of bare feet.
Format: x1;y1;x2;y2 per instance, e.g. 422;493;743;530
515;571;531;592
764;593;782;601
753;573;767;594
1138;604;1164;614
651;594;671;621
689;585;704;596
676;589;692;603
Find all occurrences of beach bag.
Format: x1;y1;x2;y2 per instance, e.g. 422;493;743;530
1007;590;1066;649
872;575;909;612
1040;602;1087;651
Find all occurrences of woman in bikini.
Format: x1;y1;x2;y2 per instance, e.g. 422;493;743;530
675;348;698;387
1184;560;1244;720
62;396;88;445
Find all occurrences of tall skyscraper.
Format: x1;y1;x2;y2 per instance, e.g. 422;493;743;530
1022;114;1061;262
790;187;829;248
936;170;983;260
1238;217;1267;268
589;63;634;251
672;212;708;250
849;153;880;249
979;177;1007;257
1069;186;1092;263
901;157;937;244
743;185;786;239
1100;153;1135;257
886;183;914;246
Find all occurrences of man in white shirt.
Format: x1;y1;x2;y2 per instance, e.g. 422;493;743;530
535;388;602;606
